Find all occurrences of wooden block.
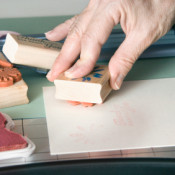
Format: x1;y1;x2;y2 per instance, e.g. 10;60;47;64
54;65;112;104
2;34;63;69
0;53;29;109
0;79;29;109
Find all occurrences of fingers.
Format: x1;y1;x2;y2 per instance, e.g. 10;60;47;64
45;15;78;41
45;0;101;42
46;35;81;82
109;32;151;90
47;4;98;82
64;5;120;78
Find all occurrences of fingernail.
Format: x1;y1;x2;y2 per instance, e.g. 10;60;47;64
115;74;125;90
64;65;76;77
46;69;52;78
115;83;120;90
44;30;52;35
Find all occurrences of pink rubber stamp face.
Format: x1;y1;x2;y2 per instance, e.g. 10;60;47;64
81;102;94;107
67;101;81;106
0;68;22;87
67;101;94;107
0;112;27;152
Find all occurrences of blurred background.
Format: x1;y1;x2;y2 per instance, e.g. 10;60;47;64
0;0;89;18
0;0;91;34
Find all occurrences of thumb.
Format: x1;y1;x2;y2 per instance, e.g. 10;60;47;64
109;32;151;90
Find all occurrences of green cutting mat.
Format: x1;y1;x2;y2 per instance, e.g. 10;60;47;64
1;57;175;119
0;16;73;35
0;16;121;35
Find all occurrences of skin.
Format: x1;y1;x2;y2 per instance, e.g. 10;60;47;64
46;0;175;90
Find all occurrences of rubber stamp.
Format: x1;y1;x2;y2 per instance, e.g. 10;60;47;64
0;53;29;109
3;34;63;69
54;65;112;104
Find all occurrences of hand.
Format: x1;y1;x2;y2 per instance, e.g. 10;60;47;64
46;0;175;90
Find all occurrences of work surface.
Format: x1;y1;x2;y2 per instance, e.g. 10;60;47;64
1;16;175;173
1;117;175;168
1;57;175;119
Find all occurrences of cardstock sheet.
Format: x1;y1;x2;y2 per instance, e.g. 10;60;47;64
43;78;175;155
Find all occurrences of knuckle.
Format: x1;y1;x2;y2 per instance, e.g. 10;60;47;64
55;52;73;66
76;58;96;72
64;15;78;26
68;24;83;39
106;6;120;25
64;20;72;26
117;53;136;72
82;32;95;44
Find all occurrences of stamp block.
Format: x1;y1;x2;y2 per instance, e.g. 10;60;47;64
0;53;29;109
54;65;112;104
3;34;63;69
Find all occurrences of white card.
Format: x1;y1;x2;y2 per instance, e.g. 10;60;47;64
43;78;175;155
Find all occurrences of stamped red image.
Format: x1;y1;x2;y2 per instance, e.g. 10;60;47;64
70;124;114;145
111;103;136;126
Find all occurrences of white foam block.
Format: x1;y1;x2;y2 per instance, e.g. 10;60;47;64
43;78;175;155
